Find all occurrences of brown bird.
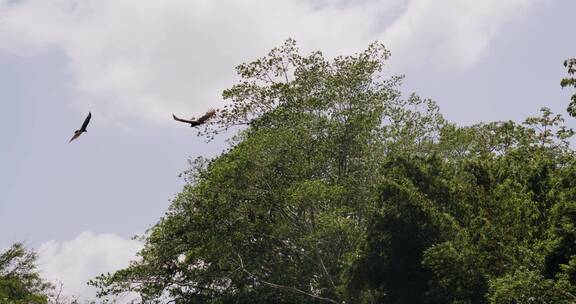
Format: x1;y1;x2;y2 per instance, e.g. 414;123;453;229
172;109;216;127
69;112;91;143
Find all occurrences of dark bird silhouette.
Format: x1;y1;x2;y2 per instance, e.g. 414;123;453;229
69;112;91;143
173;109;216;127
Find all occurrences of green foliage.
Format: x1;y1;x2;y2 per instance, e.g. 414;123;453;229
91;41;576;304
562;58;576;117
0;243;52;304
489;269;576;304
349;156;459;304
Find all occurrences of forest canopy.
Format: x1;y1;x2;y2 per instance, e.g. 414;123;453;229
90;40;576;304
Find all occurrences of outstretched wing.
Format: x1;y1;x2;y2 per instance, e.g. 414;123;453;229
195;109;216;124
173;109;216;127
173;114;195;124
80;112;91;132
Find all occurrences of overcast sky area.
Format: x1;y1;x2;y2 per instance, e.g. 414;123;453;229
0;0;575;300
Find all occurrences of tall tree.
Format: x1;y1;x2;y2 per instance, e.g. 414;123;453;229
90;40;444;304
91;42;576;304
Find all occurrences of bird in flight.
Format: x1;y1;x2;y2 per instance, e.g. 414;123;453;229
173;109;216;127
69;112;91;143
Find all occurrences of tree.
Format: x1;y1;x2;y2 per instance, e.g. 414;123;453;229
347;108;576;304
90;39;445;303
0;243;52;304
91;41;576;304
347;155;460;304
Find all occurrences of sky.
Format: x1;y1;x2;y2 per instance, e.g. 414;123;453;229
0;0;575;300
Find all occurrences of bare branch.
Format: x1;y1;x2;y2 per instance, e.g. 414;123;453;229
315;249;336;290
236;254;339;304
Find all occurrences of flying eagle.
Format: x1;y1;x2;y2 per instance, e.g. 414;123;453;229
69;112;91;143
172;109;216;127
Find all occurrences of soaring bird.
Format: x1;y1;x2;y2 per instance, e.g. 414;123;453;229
172;109;216;127
69;112;91;143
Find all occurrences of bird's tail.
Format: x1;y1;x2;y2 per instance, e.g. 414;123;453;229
69;132;81;143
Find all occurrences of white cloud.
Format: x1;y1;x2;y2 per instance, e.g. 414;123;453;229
0;0;540;125
379;0;538;70
37;231;142;301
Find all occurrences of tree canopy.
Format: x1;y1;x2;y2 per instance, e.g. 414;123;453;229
0;243;52;304
90;40;576;304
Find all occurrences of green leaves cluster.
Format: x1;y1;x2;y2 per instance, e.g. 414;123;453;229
0;243;52;304
91;41;576;304
562;58;576;117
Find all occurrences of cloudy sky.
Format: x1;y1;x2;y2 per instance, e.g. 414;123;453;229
1;0;574;300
